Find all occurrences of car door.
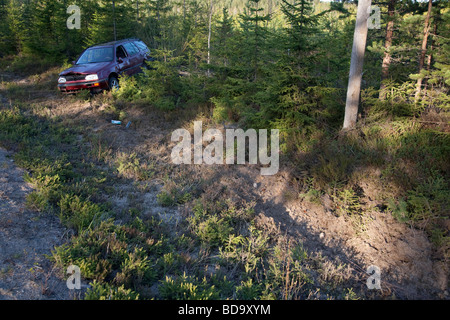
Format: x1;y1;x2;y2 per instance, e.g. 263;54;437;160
122;42;141;75
133;40;153;65
116;45;133;76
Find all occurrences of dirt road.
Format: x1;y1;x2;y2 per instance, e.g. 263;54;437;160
0;147;72;299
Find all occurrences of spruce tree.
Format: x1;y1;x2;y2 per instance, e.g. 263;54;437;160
239;0;271;80
5;0;27;53
24;0;68;57
213;7;234;74
143;0;173;49
86;0;136;47
0;0;12;55
280;0;317;54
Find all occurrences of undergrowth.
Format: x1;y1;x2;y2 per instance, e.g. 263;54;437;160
0;102;363;300
0;53;448;299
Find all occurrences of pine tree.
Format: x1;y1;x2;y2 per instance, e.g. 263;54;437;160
5;0;27;53
24;0;69;57
239;0;271;80
213;7;234;71
86;0;136;47
280;0;317;54
143;0;173;49
0;0;12;55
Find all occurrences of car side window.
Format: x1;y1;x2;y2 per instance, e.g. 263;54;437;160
123;42;138;56
130;42;140;53
116;46;127;60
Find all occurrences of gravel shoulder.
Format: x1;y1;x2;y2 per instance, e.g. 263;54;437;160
0;147;73;300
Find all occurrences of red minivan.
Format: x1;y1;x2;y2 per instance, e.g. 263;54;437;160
58;38;152;93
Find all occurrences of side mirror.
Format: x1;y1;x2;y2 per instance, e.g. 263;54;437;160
71;61;76;65
117;57;123;63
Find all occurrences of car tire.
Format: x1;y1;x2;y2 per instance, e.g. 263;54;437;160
139;60;150;71
108;76;119;91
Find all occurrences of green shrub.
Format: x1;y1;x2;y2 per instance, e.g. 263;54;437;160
219;227;268;274
196;215;234;248
113;75;142;101
114;247;156;287
24;173;62;205
333;188;361;217
264;239;311;300
157;185;192;207
25;191;49;212
159;273;219;300
85;281;140;300
58;194;106;232
312;153;351;190
388;175;449;225
235;278;263;300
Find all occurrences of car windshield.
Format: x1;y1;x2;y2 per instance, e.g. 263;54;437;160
76;47;113;64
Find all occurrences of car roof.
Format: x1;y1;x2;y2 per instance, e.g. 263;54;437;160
89;38;142;49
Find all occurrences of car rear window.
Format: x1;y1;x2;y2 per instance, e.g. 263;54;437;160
77;47;114;64
133;40;149;52
123;42;139;56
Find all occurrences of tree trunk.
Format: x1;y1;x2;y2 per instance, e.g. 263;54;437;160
415;0;433;102
112;0;117;42
207;0;213;76
424;8;439;99
343;0;372;130
136;0;139;21
379;0;396;100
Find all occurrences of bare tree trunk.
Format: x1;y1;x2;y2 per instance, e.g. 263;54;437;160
343;0;372;130
424;9;439;100
112;0;117;42
136;0;139;21
415;0;432;102
207;0;213;76
379;0;396;100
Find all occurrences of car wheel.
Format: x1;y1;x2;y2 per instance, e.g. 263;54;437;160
143;60;152;70
108;76;119;91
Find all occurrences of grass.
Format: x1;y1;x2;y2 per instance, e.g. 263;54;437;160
291;107;449;253
0;100;365;300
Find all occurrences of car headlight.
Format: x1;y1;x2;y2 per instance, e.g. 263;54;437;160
85;74;99;81
58;77;66;84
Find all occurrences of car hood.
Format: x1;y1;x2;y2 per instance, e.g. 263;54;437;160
60;62;113;76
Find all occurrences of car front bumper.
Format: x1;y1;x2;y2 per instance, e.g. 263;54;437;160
58;78;109;93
